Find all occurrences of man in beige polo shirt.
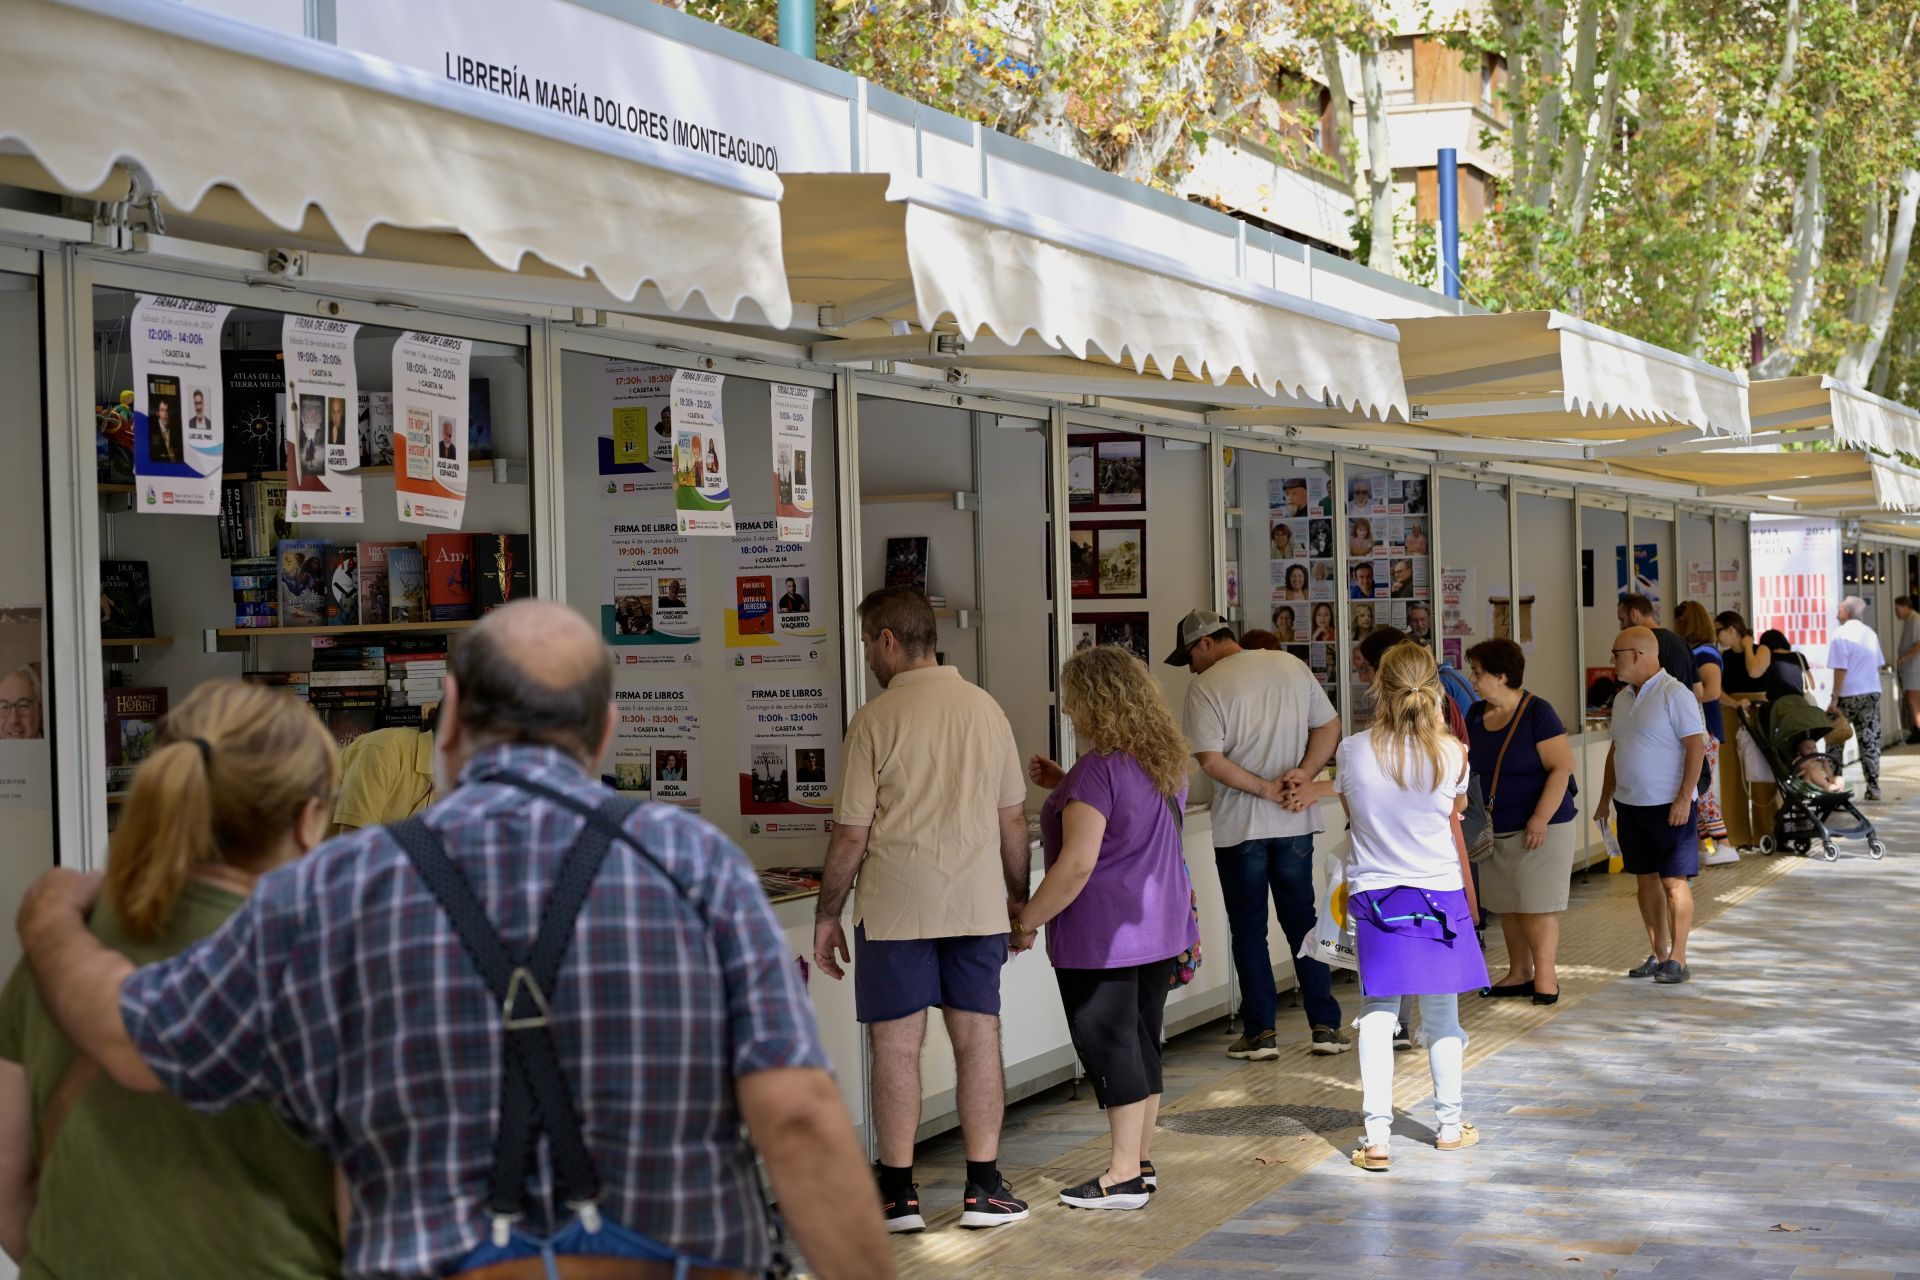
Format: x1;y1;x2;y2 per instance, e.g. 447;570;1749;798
815;586;1031;1235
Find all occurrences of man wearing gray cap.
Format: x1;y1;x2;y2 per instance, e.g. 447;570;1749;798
1827;595;1888;801
1164;610;1345;1059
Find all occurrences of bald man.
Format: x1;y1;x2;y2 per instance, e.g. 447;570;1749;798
17;601;892;1280
1595;626;1707;986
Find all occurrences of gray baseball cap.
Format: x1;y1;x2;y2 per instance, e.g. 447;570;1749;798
1163;609;1233;666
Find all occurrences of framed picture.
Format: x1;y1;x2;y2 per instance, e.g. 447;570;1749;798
1074;611;1152;665
1069;526;1098;597
1070;434;1147;511
1073;519;1146;599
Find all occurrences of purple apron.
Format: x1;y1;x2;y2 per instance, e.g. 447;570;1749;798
1350;885;1490;998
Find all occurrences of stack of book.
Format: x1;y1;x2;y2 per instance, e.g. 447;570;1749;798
218;479;291;561
383;634;448;727
243;670;311;702
307;640;385;747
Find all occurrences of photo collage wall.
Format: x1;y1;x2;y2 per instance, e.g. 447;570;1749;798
1263;463;1339;703
1068;433;1151;666
1346;468;1433;723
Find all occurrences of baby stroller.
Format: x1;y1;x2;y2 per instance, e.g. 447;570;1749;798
1735;697;1884;862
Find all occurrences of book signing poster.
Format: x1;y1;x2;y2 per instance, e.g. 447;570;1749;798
131;294;232;514
612;684;699;809
671;368;734;535
392;330;472;529
597;358;674;490
725;519;826;666
602;520;699;666
738;682;837;837
282;316;363;523
771;383;815;541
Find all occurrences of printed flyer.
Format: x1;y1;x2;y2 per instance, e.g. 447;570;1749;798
770;383;815;541
602;519;699;667
671;368;734;535
597;358;674;490
611;683;699;810
738;682;837;837
282;316;363;523
131;294;233;515
392;330;472;529
725;518;827;666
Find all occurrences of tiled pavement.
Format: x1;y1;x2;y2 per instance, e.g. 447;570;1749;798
880;754;1920;1279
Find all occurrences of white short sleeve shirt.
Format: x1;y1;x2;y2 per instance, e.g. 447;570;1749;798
1827;618;1887;697
1609;670;1707;807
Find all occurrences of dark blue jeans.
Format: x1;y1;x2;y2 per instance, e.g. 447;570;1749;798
1214;836;1341;1034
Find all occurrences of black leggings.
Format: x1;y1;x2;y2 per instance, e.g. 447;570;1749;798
1055;958;1179;1108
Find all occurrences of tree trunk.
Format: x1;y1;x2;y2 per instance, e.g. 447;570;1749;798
1502;8;1532;204
1760;118;1826;379
1321;36;1369;222
1360;37;1396;276
1528;0;1566;212
1568;0;1639;242
1022;0;1082;162
1554;0;1601;211
1841;161;1920;384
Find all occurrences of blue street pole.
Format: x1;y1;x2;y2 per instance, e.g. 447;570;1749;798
778;0;815;60
1437;147;1461;300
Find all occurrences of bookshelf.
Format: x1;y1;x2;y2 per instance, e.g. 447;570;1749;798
209;619;476;643
860;490;979;509
102;636;172;648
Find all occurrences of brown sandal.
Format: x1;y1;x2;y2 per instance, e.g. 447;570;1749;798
1436;1123;1480;1151
1349;1145;1391;1172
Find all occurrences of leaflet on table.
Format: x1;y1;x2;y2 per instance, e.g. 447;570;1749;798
725;518;826;666
392;331;472;529
596;359;673;490
671;368;734;535
611;684;699;810
602;520;699;666
281;316;364;522
770;383;815;541
130;295;233;515
738;683;837;837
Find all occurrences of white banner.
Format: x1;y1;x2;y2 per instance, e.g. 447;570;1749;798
597;358;674;489
771;383;815;541
1753;517;1840;705
738;681;837;838
131;295;232;515
671;369;733;536
282;316;364;523
392;331;472;529
602;520;699;668
612;684;699;810
726;518;826;667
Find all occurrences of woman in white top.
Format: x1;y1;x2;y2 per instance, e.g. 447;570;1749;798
1332;642;1490;1170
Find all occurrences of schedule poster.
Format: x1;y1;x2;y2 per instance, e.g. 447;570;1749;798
392;330;472;529
771;383;815;541
602;519;700;667
738;682;837;837
725;518;827;666
130;294;233;515
671;368;734;535
612;683;699;809
596;358;674;489
282;316;364;523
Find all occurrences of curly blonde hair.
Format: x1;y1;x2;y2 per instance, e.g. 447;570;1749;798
1369;641;1459;791
1060;645;1190;796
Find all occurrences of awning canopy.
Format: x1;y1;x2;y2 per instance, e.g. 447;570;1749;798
0;0;793;325
782;174;1409;420
1749;375;1920;456
1590;444;1920;514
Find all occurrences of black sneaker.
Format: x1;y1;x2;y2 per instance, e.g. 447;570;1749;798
1310;1025;1351;1055
1653;960;1691;985
1226;1029;1279;1060
879;1183;924;1234
1627;954;1661;978
1059;1173;1150;1211
958;1175;1028;1229
1392;1023;1415;1051
1139;1159;1157;1191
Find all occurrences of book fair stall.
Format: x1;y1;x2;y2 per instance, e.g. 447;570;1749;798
7;0;1920;1167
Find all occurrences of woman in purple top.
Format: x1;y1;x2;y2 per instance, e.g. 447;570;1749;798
1016;646;1198;1214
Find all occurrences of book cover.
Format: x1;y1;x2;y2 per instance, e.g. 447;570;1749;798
468;378;493;461
99;561;155;640
425;534;476;622
104;686;167;790
387;547;428;623
223;350;285;476
883;536;931;595
245;480;292;560
474;534;530;612
357;392;395;467
307;687;383;749
276;540;329;628
736;574;774;635
325;546;360;626
355;541;414;626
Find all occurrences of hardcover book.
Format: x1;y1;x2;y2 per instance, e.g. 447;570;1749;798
474;534;530;612
105;686;167;791
223;350;285;476
883;536;931;595
387;547;428;623
99;560;155;640
425;533;476;622
276;540;329;628
325;546;360;626
355;541;414;626
736;574;774;635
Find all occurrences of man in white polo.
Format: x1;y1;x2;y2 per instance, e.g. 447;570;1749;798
1827;595;1888;801
1596;627;1706;986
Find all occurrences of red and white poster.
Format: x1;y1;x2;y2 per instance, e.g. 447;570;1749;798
1752;517;1839;705
738;681;836;837
282;315;363;523
392;330;471;529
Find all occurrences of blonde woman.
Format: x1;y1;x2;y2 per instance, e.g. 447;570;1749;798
0;680;342;1277
1305;642;1489;1171
1020;646;1199;1213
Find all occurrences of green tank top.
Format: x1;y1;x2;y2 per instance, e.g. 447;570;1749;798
0;880;340;1279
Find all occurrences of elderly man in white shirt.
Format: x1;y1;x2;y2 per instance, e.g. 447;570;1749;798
1596;627;1707;986
1827;595;1888;801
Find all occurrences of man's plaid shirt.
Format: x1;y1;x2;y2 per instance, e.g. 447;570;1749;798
120;743;828;1278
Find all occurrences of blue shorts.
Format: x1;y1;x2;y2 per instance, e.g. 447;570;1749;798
854;924;1007;1023
1616;801;1699;878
